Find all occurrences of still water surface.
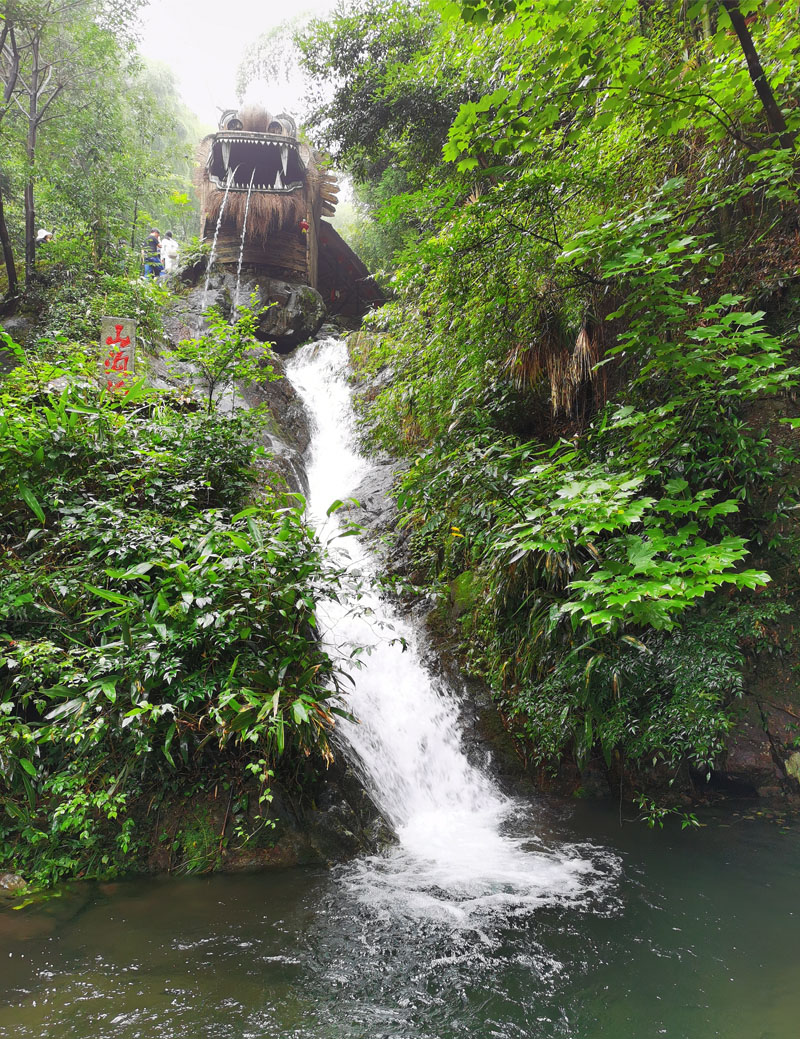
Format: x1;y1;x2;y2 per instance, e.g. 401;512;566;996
1;807;798;1039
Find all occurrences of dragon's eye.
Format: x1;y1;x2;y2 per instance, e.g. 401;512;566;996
226;117;243;131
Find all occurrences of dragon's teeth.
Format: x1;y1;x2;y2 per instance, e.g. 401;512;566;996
280;145;288;176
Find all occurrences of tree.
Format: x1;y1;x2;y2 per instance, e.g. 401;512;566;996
0;0;147;285
0;16;21;296
298;0;494;186
169;303;279;415
719;0;795;150
327;0;800;781
445;0;799;169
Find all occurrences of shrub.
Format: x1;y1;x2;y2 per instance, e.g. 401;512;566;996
0;332;350;883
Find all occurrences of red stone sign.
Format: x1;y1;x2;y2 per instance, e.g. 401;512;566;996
101;317;136;393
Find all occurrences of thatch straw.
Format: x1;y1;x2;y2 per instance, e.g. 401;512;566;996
205;190;307;240
506;319;605;420
194;122;324;242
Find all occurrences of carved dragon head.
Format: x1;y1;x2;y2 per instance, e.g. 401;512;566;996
196;106;328;239
207;107;310;193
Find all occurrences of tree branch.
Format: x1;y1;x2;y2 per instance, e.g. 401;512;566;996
719;0;795;151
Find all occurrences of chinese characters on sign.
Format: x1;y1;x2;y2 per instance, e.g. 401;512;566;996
101;316;136;393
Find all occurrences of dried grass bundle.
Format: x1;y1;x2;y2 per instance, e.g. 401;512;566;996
195;130;324;242
572;326;600;382
506;319;605;420
205;190;306;240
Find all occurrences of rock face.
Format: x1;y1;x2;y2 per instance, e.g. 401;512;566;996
722;705;784;794
344;458;404;562
239;352;312;497
172;266;325;352
247;277;326;350
157;294;313;496
145;759;387;876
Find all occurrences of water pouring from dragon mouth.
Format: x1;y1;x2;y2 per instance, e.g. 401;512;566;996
287;338;618;923
198;165;238;330
232;169;256;324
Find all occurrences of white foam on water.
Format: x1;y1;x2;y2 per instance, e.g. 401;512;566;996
287;339;618;921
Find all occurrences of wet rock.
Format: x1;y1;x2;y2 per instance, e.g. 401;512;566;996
161;293;203;349
724;734;775;779
238;350;311;454
151;307;312;495
577;759;612;799
0;872;27;894
171;268;325;352
141;349;193;394
238;352;311;496
722;707;783;791
344;459;403;559
249;278;326;350
220;840;309;871
144;759;384;876
456;673;532;789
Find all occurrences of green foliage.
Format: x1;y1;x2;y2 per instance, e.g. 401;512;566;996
0;2;201;292
443;0;799;167
168;301;280;414
27;234;168;353
498;597;791;773
299;0;474;183
635;794;700;831
297;0;502;269
169;811;222;876
334;0;800;784
0;333;350;885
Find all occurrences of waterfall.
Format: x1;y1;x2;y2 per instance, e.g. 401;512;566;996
232;171;256;324
287;339;615;921
198;167;238;330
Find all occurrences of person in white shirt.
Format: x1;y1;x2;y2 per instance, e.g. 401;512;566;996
159;231;180;275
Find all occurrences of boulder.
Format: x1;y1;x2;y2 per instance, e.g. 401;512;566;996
172;267;325;352
238;350;312;496
344;460;402;554
0;872;26;895
722;705;784;793
250;278;326;350
238;350;311;454
158;295;314;495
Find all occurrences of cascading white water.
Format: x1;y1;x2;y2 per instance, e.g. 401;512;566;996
288;339;616;921
232;171;256;324
198;168;238;329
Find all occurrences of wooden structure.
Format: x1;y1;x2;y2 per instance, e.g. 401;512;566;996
196;107;383;316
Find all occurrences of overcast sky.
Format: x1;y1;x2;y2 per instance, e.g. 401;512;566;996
136;0;336;124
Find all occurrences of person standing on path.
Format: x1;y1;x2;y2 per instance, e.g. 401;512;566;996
142;229;162;278
160;231;179;277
